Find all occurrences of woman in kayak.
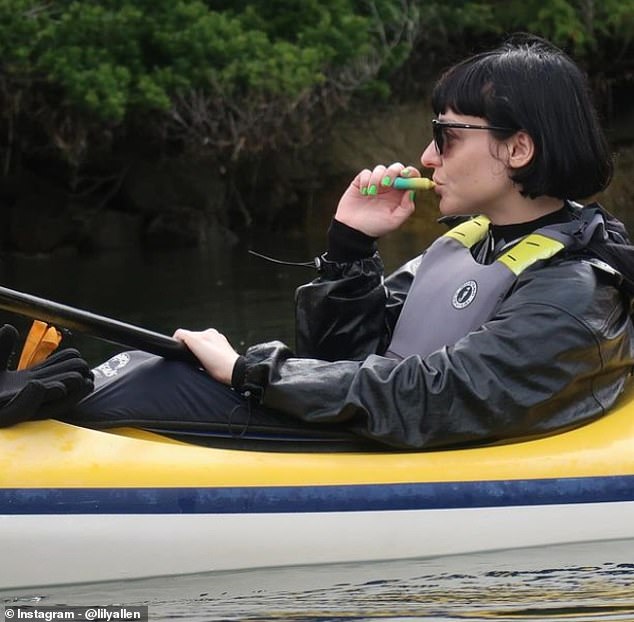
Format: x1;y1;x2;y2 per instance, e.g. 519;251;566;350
70;34;634;449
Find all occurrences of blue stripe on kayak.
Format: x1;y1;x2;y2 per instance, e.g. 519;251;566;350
1;475;633;514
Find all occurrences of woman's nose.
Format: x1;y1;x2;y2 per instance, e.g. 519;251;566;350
421;140;441;169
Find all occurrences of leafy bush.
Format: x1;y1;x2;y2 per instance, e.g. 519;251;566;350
0;0;631;176
0;0;420;167
494;0;634;58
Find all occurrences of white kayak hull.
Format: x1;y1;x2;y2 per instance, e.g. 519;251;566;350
2;501;634;589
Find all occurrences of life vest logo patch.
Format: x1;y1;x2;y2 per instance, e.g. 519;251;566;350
452;280;477;309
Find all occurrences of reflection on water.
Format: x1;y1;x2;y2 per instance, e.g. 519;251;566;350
0;238;312;365
3;541;634;621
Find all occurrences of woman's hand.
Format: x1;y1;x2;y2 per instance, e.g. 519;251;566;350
173;328;239;385
334;163;421;238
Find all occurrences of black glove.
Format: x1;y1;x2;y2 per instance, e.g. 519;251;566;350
0;324;94;427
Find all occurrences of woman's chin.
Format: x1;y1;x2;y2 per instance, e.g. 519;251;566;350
438;200;474;219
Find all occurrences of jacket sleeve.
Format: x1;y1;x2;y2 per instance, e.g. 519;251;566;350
238;261;634;449
295;254;419;360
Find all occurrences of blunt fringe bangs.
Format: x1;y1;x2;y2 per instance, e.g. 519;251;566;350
431;34;613;200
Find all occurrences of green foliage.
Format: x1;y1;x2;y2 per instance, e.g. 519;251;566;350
0;0;391;121
0;0;632;170
224;0;371;62
490;0;634;58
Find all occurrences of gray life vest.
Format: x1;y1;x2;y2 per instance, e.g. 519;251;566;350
385;213;604;360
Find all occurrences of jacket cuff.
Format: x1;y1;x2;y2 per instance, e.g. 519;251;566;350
327;219;377;261
233;341;294;402
231;355;247;391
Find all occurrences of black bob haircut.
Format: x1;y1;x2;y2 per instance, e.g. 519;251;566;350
431;34;613;200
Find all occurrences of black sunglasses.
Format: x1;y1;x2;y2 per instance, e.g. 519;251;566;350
431;119;515;155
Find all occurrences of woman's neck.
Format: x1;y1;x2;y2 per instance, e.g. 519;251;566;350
485;194;564;226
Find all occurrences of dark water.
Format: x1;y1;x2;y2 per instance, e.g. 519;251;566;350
2;541;634;621
1;177;633;620
0;238;311;365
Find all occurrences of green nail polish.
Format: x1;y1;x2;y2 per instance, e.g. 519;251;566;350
368;184;377;196
409;191;416;202
381;175;391;187
360;186;368;195
401;168;411;177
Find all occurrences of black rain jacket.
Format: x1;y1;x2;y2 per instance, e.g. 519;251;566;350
236;203;634;449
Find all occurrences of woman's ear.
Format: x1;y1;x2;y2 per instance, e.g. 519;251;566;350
507;130;535;169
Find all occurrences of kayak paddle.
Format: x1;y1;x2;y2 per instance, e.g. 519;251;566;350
0;285;198;364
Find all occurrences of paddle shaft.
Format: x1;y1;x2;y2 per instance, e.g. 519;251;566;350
0;285;198;364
